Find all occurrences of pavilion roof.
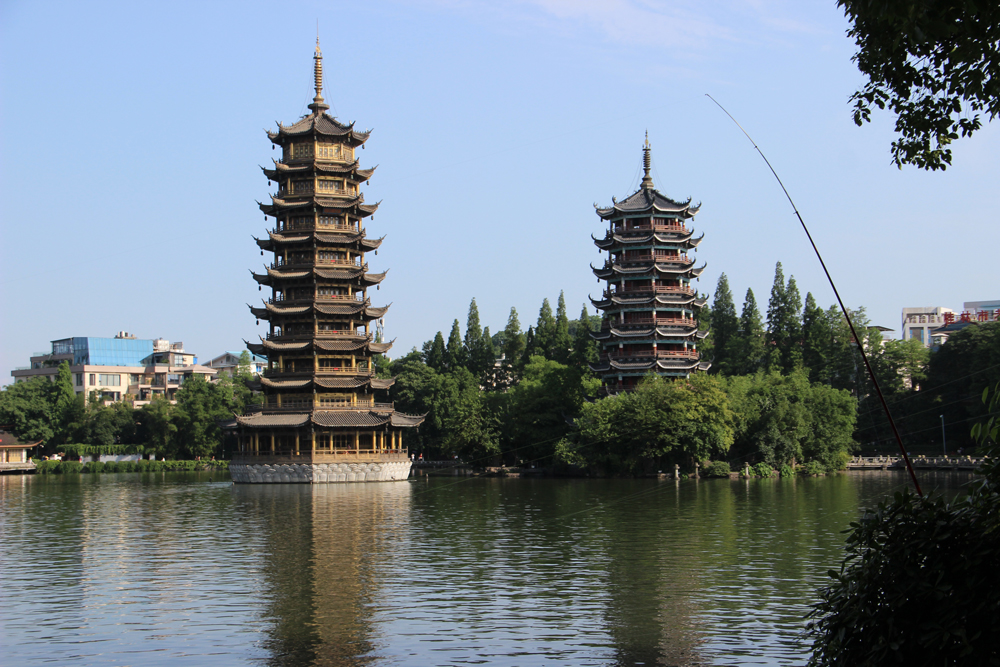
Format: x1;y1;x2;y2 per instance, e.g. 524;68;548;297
267;112;371;147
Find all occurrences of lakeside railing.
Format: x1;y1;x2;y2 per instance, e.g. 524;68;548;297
847;456;985;471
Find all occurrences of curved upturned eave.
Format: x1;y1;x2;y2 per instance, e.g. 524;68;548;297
266;112;371;146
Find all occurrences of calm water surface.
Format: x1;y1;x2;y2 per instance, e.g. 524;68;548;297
0;470;976;666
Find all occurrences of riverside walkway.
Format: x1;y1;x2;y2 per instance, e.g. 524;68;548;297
847;455;984;471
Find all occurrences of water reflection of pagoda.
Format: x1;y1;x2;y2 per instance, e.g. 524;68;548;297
231;42;424;484
589;137;711;392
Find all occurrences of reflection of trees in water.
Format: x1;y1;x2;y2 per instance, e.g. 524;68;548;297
586;479;708;666
237;483;411;667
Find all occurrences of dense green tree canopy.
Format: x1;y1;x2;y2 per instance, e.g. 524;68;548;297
840;0;1000;170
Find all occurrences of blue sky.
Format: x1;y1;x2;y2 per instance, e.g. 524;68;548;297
2;0;998;382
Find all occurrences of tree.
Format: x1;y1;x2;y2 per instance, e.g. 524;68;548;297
571;304;599;366
552;291;573;363
0;376;59;445
464;298;482;355
423;331;446;371
173;375;232;459
445;320;465;371
765;263;803;374
710;273;739;375
502;307;526;371
139;395;177;459
802;292;830;383
532;298;556;359
571;374;734;474
839;0;1000;170
730;288;766;376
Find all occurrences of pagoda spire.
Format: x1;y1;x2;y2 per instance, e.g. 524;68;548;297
640;131;654;190
308;37;330;115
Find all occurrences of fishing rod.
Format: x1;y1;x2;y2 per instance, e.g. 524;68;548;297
706;94;923;497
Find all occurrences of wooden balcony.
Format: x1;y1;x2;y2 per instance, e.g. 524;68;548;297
603;349;699;361
260;398;393;411
619;254;692;264
607;285;696;297
615;317;697;327
615;223;687;233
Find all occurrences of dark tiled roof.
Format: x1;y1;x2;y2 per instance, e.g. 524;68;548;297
370;378;395;390
268;112;371;145
311;410;390;427
314;377;371;389
237;413;311;428
315;339;367;352
391;412;426;427
596;187;700;220
260;378;312;388
316;266;366;280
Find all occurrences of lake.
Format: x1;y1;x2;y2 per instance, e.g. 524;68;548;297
0;470;976;666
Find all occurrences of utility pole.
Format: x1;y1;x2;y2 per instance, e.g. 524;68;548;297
940;415;946;456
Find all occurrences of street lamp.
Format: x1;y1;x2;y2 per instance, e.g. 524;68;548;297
940;415;946;457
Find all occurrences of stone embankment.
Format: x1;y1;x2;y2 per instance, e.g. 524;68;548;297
230;460;411;483
847;456;984;471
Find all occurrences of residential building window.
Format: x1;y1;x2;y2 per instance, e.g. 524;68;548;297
89;374;96;386
168;374;182;384
75;373;83;387
98;374;121;387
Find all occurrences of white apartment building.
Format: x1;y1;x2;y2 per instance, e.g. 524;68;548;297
11;333;216;406
901;307;955;348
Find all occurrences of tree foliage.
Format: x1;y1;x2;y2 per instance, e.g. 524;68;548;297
839;0;1000;170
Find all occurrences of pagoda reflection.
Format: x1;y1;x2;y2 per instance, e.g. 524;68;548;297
238;482;412;666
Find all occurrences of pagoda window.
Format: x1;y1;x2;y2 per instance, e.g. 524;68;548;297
290;216;312;229
291;142;314;158
318;215;342;227
317;179;343;193
318;251;346;263
291;180;313;194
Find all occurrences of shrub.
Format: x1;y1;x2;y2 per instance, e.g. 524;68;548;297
800;461;826;476
807;487;1000;665
60;461;83;474
779;463;795;478
35;460;60;474
83;461;105;474
103;461;119;473
751;462;775;478
701;461;731;478
134;459;149;472
146;460;164;472
117;460;136;473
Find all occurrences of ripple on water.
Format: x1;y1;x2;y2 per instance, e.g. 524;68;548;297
0;471;977;666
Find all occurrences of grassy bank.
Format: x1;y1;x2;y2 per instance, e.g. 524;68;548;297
33;459;229;474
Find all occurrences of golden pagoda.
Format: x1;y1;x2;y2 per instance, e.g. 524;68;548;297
231;42;424;483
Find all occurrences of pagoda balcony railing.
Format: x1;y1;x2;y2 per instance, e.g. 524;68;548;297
316;258;363;267
316;294;364;301
280;221;359;233
617;223;687;234
260;398;394;411
602;350;700;361
607;286;696;297
315;367;374;376
262;367;374;376
265;331;367;340
604;317;697;328
271;258;362;269
617;254;692;264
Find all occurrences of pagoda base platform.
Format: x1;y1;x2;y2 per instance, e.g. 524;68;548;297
230;451;411;484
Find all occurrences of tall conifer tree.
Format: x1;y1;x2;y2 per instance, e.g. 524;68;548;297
502;307;526;368
424;331;446;371
802;292;829;383
734;288;766;375
553;291;572;362
711;273;739;375
782;276;804;373
766;262;787;372
464;298;482;352
445;319;465;371
534;298;556;358
571;304;599;365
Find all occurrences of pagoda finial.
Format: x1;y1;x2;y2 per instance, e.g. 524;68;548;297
308;37;330;115
640;131;654;190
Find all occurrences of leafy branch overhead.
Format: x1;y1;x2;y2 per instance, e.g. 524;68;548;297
839;0;1000;170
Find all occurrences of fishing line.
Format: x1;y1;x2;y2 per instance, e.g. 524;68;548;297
706;95;923;496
